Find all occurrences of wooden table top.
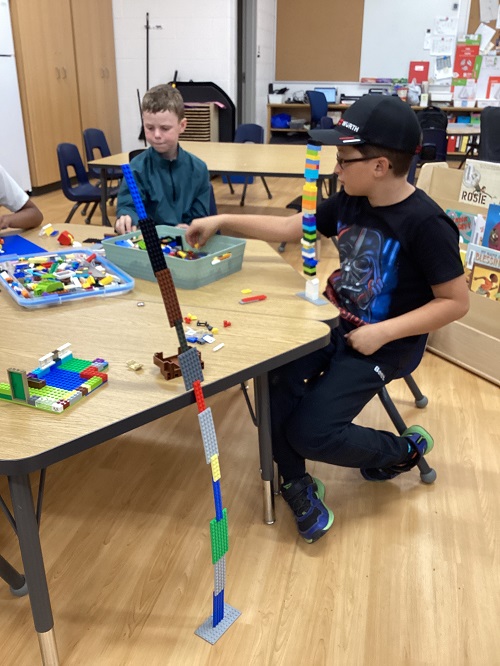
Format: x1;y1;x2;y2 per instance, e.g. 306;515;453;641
0;225;335;471
89;141;338;177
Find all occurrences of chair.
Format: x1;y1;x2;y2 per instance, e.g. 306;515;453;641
226;123;272;206
306;90;328;129
209;182;217;215
129;148;146;161
407;128;448;185
477;106;500;162
57;142;111;225
83;128;122;182
319;115;334;129
240;333;435;491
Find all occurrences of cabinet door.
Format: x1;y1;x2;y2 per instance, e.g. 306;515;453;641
71;0;121;155
10;0;83;186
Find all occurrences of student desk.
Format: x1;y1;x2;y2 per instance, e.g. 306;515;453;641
88;141;338;226
0;225;336;665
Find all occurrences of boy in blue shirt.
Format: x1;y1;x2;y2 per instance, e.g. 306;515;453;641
115;85;210;234
186;95;469;544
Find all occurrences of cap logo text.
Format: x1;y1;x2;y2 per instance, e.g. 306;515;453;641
339;118;360;133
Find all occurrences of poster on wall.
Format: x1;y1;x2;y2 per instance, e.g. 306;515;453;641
452;37;482;81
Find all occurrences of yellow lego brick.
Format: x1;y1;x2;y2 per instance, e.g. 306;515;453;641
211;454;221;481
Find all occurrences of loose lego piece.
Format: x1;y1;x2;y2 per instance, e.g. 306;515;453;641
239;294;267;304
126;360;143;371
58;230;74;246
212;343;225;352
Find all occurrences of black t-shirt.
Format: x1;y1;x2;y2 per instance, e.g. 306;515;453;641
316;188;464;365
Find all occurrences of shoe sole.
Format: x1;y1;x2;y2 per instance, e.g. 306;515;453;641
303;477;334;544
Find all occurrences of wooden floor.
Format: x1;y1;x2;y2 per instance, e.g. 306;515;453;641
0;176;499;665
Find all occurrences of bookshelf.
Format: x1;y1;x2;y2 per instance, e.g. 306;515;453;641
266;103;485;160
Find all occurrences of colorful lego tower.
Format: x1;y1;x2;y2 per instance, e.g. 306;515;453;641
297;142;327;305
121;164;240;643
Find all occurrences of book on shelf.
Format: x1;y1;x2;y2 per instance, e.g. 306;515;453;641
445;209;476;243
468;260;500;300
408;61;429;84
460;160;500;206
481;203;500;250
465;243;500;270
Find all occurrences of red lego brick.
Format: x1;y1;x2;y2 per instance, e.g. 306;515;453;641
193;379;206;412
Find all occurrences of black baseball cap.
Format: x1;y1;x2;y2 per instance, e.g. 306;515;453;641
309;94;421;154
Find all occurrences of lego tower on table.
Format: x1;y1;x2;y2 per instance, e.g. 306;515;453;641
121;164;240;643
296;142;328;306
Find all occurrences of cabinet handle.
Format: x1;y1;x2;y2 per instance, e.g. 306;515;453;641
100;67;105;78
61;67;67;79
55;67;60;79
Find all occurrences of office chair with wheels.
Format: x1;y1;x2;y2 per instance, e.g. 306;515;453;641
477;106;500;162
306;91;328;129
225;124;272;206
57;143;117;225
319;115;334;129
407;128;448;185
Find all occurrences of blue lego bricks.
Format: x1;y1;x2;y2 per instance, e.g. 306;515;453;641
178;346;204;391
198;407;219;463
35;368;85;392
212;478;223;521
213;589;225;626
121;164;147;220
194;603;241;644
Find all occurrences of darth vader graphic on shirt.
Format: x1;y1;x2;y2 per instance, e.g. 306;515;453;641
324;222;400;326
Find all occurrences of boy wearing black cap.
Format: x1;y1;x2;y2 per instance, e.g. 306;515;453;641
186;95;469;544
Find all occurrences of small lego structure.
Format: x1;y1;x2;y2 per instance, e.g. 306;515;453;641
126;360;143;371
0;345;108;414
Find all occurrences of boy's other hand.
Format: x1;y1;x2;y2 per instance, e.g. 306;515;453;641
115;215;137;234
185;215;220;248
344;324;388;356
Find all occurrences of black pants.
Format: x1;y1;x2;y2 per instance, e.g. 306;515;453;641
269;327;412;481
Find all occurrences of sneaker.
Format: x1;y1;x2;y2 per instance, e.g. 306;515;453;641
281;473;334;543
361;425;434;482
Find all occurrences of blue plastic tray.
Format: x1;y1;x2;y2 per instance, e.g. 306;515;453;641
0;249;134;308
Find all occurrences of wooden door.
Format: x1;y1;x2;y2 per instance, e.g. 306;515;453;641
10;0;83;186
71;0;121;156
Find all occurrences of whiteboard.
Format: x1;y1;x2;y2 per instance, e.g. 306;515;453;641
360;0;471;80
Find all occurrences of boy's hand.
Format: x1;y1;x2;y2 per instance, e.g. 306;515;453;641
0;215;11;230
344;324;389;356
115;215;137;234
185;216;220;248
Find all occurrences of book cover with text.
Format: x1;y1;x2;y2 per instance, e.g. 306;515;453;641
482;203;500;251
459;160;500;206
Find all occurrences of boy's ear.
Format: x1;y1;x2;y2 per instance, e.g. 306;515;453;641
374;156;392;176
179;117;187;134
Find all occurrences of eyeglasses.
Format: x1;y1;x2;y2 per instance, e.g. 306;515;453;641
336;156;392;169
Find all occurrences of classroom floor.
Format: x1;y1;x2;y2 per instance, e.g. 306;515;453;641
0;174;499;665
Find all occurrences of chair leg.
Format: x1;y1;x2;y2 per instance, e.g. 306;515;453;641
261;177;272;200
225;174;235;195
64;202;81;224
85;201;99;225
240;178;249;206
81;203;89;216
403;375;428;408
278;242;286;253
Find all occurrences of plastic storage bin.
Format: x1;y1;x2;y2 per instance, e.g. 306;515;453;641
102;226;246;289
0;249;134;308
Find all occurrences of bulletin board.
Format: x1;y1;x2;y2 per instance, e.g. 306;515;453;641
276;0;466;82
275;0;364;82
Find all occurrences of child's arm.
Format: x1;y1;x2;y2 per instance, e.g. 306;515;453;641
0;199;43;231
185;212;303;246
345;275;470;356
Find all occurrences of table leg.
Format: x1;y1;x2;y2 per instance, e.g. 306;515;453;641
253;373;275;524
99;167;111;227
0;553;27;595
8;474;60;666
